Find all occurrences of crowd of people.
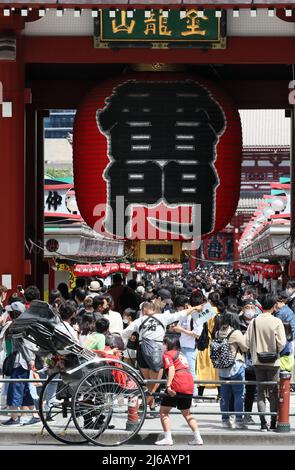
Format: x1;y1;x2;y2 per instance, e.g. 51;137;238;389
0;267;294;446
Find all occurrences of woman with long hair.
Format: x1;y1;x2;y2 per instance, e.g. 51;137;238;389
213;308;248;429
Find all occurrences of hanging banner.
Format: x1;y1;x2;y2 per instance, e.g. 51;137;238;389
74;262;133;277
119;263;131;274
134;262;182;271
262;264;282;280
73;73;242;242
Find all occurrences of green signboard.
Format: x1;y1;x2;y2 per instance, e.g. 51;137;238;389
94;9;226;49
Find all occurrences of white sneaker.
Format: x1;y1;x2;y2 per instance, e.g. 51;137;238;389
19;417;31;425
155;438;174;446
229;415;235;425
222;421;231;429
189;436;203;446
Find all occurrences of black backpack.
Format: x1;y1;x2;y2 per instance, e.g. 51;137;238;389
190;318;209;351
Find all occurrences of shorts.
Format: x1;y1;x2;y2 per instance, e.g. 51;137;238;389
7;366;34;407
161;392;193;411
136;346;150;370
136;344;163;372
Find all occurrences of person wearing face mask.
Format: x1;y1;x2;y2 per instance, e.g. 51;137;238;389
245;294;286;432
274;291;295;339
55;301;79;341
286;281;295;314
92;294;123;336
239;299;258;425
241;287;263;315
122;301;198;416
240;300;257;332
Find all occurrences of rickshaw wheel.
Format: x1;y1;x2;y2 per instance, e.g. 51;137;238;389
39;371;87;444
71;365;147;446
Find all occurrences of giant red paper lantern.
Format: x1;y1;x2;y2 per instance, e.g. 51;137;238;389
73;73;242;241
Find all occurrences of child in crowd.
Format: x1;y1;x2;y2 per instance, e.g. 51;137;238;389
85;317;109;351
155;336;203;446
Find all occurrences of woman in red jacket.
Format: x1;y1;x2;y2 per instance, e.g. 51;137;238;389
155;336;203;446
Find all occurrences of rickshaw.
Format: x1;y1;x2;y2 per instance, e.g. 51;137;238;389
9;303;148;446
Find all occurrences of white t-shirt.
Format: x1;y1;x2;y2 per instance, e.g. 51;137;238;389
55;321;79;341
122;310;189;344
104;310;124;335
178;316;202;350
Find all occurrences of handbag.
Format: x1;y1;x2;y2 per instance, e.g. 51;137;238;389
253;320;279;364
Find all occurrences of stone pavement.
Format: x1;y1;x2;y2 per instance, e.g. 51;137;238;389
0;389;294;446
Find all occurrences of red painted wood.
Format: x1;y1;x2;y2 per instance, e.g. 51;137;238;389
24;36;295;64
0;37;25;290
276;8;295;22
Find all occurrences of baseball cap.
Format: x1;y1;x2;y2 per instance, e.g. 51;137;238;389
6;302;26;314
157;288;172;300
277;290;289;301
242;299;257;307
145;284;154;293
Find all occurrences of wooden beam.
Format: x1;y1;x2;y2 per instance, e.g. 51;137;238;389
23;36;295;64
28;79;291;109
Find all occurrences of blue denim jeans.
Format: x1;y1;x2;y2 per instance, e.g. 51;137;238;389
7;366;34;407
220;368;245;423
181;347;197;397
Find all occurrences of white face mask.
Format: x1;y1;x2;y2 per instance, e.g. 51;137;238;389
244;309;255;320
286;288;293;297
123;318;129;325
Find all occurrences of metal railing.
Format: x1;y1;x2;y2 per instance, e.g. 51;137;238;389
0;376;292;427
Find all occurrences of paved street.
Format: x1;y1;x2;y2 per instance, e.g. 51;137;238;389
0;389;294;449
0;445;294;450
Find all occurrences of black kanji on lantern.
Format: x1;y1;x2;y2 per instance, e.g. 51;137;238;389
207;235;223;259
97;80;226;237
46;191;63;211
